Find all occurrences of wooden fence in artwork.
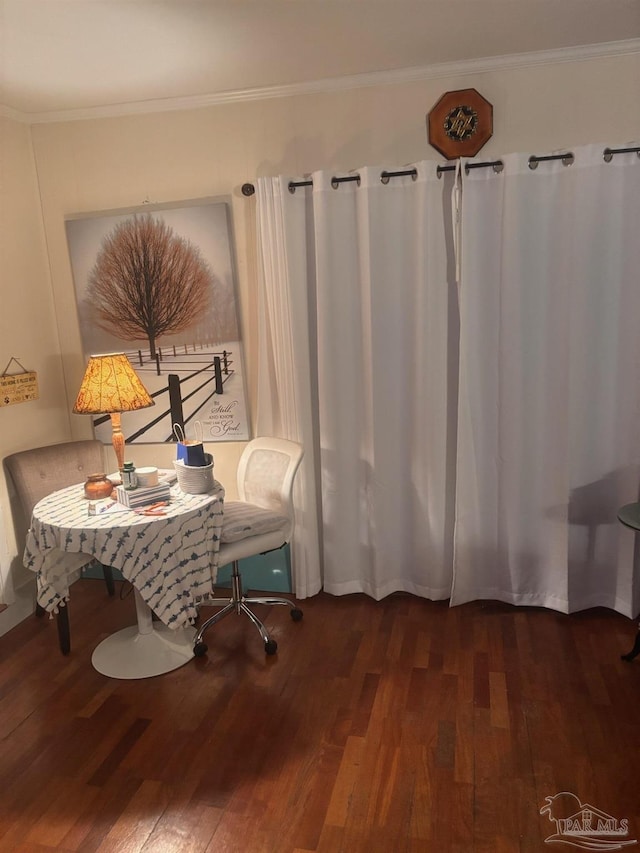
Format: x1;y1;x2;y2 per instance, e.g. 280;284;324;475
92;346;237;443
133;344;232;378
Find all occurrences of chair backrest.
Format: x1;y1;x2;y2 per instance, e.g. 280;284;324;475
236;437;303;523
3;439;105;522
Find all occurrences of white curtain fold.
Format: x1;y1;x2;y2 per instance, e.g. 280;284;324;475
255;177;322;598
452;144;640;616
257;164;457;601
312;166;455;599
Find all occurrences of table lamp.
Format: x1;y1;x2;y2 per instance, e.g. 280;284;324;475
73;353;155;471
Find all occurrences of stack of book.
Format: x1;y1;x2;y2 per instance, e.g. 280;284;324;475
115;482;171;509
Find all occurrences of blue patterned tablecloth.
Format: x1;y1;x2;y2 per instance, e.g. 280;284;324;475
24;481;225;628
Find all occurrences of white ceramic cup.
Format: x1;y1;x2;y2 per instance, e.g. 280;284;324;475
136;466;159;488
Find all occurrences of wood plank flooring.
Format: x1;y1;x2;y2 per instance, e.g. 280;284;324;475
1;580;639;852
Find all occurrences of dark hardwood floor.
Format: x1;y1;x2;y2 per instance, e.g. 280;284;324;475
1;579;639;852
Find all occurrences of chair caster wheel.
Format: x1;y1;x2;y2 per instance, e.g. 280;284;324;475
290;608;303;622
265;639;278;655
193;642;208;657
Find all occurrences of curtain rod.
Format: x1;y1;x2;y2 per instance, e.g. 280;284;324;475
240;168;417;196
240;145;640;196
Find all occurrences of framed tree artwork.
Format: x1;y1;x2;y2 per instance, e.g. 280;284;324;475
66;198;250;446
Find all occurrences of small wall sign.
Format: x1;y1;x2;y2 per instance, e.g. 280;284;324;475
0;357;39;407
427;88;493;160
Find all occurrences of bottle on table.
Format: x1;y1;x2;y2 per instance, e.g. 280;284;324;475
122;461;138;490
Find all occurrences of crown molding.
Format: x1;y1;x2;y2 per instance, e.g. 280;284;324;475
0;103;28;122
3;38;639;126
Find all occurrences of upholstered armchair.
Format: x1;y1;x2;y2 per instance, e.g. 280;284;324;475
3;440;116;654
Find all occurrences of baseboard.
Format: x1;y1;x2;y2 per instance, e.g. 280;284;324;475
0;580;37;637
0;568;83;637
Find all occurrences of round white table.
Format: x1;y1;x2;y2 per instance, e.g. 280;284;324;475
24;480;224;679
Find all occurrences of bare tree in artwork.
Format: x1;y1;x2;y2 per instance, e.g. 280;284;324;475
87;214;212;359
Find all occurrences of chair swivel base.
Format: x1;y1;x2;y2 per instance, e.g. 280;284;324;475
194;560;303;657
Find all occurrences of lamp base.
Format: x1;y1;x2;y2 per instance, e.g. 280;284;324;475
110;411;126;471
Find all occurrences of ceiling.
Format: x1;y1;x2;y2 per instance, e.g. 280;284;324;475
1;0;639;120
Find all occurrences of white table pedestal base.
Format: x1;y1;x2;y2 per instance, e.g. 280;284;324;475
91;587;195;679
92;622;196;679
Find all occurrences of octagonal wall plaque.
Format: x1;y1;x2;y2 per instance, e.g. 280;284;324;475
427;88;493;159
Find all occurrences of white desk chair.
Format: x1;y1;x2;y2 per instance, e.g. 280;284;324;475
194;437;304;657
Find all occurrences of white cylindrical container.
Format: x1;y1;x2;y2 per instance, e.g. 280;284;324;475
136;466;159;488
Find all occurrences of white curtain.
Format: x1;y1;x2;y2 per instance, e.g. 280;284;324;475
255;177;322;598
256;164;456;600
452;143;640;616
256;142;640;617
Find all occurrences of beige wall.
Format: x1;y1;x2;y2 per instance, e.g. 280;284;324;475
1;49;639;619
0;116;71;609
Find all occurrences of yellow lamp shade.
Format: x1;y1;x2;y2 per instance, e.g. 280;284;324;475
73;353;153;414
